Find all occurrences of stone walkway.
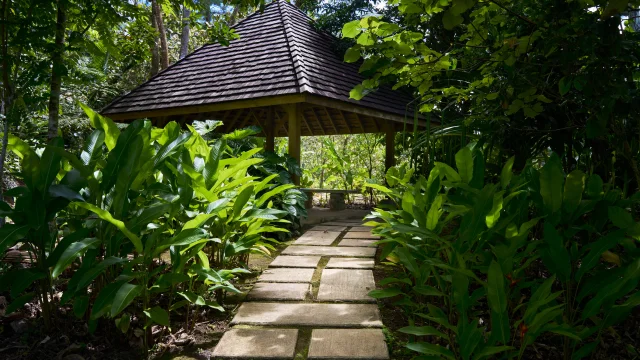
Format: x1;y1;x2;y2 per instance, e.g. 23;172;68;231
212;220;389;359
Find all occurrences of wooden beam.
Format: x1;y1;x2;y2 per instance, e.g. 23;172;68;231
322;107;339;134
310;107;326;135
305;94;409;124
224;109;245;133
104;94;308;122
238;109;253;129
286;104;301;185
301;113;314;135
274;108;288;136
265;107;274;151
338;110;353;134
385;121;396;171
353;112;367;133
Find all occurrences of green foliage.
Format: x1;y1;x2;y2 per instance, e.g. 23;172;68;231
0;106;289;344
345;0;640;193
366;146;640;359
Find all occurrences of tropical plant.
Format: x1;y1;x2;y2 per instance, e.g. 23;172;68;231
366;146;640;359
0;105;290;351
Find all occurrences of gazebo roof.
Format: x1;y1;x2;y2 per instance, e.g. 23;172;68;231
102;0;419;135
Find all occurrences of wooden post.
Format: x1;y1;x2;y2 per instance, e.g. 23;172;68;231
385;121;396;172
286;104;301;185
265;107;275;152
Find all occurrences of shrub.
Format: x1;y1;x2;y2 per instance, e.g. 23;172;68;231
0;106;290;349
366;145;640;359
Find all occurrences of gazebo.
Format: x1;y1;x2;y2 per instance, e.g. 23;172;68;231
102;0;420;184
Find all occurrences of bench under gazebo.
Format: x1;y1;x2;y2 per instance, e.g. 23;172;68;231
101;0;421;187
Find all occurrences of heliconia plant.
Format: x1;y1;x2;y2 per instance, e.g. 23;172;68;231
0;104;291;349
366;144;640;360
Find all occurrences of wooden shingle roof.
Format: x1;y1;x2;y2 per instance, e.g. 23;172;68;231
102;0;414;121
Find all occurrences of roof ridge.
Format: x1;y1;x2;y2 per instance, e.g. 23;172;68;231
277;1;311;94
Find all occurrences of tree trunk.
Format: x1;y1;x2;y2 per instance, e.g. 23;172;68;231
204;0;212;22
152;0;169;69
229;6;240;26
0;0;10;227
179;6;190;59
150;2;159;77
48;0;67;140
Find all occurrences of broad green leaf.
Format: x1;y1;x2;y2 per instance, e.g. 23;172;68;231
52;237;101;278
426;195;443;230
368;288;403;298
539;153;564;216
256;184;296;207
111;283;142;317
342;20;361;38
144;306;170;327
563;170;586;215
80;130;105;166
158;228;207;249
540;223;571;281
586;174;603;198
233;185;254;219
5;293;34;315
407;342;455;359
459;323;482;360
74;203;142;253
413;285;444;296
399;326;446;338
204;139;226;187
559;76;572;96
487;261;507;313
434;162;461;182
80;102;119;150
207;198;231;214
608;206;634;229
116;313;131;333
500;156;515;189
344;47;361;62
73;295;90;318
91;281;125;319
455;147;474;184
76;256;126;291
0;224;31;255
37;138;64;195
485;192;504;229
575;229;625;281
153;132;191;168
572;342;598;360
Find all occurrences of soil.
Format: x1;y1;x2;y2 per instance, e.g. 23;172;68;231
0;244;288;360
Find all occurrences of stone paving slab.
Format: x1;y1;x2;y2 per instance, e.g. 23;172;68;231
257;268;315;283
292;231;341;246
309;225;347;232
247;283;310;301
281;245;376;257
349;226;372;232
338;239;378;247
343;231;381;239
325;257;375;269
317;269;376;302
269;255;321;268
308;329;389;359
212;328;298;359
231;303;383;327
